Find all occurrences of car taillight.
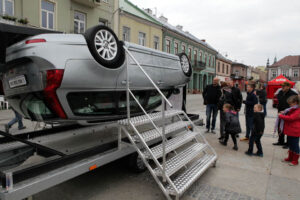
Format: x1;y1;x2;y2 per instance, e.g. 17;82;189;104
25;39;46;44
44;70;67;119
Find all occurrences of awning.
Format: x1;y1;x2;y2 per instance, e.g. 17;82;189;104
267;74;295;86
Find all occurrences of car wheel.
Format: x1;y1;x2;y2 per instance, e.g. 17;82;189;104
177;53;192;77
84;25;125;69
128;153;147;173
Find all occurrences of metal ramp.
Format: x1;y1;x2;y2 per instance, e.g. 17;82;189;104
118;46;218;200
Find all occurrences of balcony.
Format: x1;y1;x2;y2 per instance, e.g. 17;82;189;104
193;61;206;71
72;0;100;7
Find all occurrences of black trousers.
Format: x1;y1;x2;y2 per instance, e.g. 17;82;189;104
220;110;226;138
278;133;286;144
224;132;237;145
248;133;263;154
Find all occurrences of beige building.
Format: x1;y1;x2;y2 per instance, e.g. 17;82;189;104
216;53;231;82
116;0;163;51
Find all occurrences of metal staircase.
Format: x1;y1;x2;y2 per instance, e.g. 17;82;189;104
118;45;217;200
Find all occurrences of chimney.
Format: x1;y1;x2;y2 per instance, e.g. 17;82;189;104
201;39;206;42
145;8;152;15
176;25;183;30
159;15;168;23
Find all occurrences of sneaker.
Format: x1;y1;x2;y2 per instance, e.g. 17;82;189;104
245;151;252;156
254;153;263;157
205;129;210;133
5;124;9;133
282;145;289;149
272;142;284;146
233;145;238;151
219;140;227;146
18;126;26;130
240;137;249;141
211;130;216;134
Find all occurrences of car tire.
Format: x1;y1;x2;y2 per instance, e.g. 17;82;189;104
177;53;192;77
128;153;146;173
84;25;125;69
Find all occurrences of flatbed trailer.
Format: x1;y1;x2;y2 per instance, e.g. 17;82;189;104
0;115;203;200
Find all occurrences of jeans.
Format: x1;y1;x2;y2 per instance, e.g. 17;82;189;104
248;133;263;154
8;110;24;129
245;114;253;138
287;136;299;154
219;110;226;138
206;104;218;130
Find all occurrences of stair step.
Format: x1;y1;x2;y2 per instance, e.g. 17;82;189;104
144;131;199;159
154;143;207;177
133;121;192;143
166;154;217;196
118;109;183;126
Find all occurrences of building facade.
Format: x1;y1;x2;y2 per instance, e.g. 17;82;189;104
1;0;115;33
216;53;232;82
231;62;247;91
267;55;300;82
117;0;163;51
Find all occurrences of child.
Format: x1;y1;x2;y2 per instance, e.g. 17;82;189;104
279;95;300;166
219;104;241;150
245;104;265;157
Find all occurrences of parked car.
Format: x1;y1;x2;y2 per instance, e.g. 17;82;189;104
272;88;299;108
1;26;192;124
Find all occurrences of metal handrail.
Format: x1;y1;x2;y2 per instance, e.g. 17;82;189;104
124;45;171;183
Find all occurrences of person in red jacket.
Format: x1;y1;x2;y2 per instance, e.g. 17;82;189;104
279;95;300;166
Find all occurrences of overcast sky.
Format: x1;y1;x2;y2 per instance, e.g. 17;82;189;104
129;0;300;66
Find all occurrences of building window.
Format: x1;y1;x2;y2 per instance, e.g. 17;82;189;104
174;42;178;54
99;18;108;26
293;69;299;77
74;11;86;34
226;65;229;74
181;44;186;53
0;0;14;16
218;62;220;72
188;48;192;60
41;0;55;29
199;51;202;61
166;39;171;53
204;54;207;64
222;63;225;73
272;70;277;78
193;50;197;66
154;36;159;50
235;70;239;76
139;32;146;46
282;69;289;77
208;56;211;66
122;26;130;42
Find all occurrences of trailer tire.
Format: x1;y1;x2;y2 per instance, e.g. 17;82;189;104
84;25;125;69
128;153;146;173
177;53;192;77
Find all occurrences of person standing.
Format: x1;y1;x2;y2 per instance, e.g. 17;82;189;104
273;82;298;146
257;85;268;117
245;104;265;157
279;95;300;166
218;82;234;140
203;78;221;133
5;109;26;133
241;84;258;141
228;80;243;115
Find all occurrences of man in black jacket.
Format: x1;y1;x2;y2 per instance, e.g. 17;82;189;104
273;82;298;146
203;78;221;133
241;84;258;141
228;81;243;113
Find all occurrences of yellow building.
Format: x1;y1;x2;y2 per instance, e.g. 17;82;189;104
116;0;163;51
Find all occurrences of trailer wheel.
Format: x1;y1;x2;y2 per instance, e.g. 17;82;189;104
177;53;192;77
128;153;146;173
84;25;125;69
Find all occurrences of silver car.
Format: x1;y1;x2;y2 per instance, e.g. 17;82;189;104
2;25;192;124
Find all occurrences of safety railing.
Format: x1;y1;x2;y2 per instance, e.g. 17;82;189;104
123;46;173;183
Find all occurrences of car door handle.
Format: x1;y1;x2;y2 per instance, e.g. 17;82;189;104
121;80;132;85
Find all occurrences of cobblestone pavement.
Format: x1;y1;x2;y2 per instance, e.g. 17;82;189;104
0;94;299;200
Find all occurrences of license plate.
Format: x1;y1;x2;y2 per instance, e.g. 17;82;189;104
9;75;27;88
